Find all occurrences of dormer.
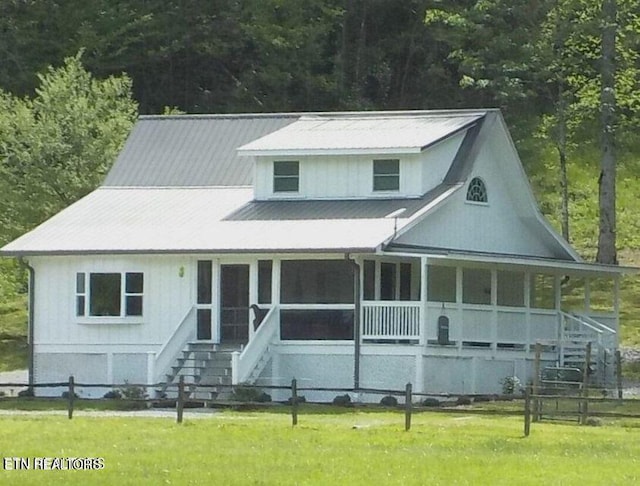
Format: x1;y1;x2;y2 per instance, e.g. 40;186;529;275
237;113;485;201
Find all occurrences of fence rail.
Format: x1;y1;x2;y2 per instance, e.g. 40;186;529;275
2;377;640;432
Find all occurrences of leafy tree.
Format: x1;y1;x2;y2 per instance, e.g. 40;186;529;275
0;52;137;243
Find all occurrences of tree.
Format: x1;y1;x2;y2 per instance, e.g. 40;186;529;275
597;0;618;264
0;52;137;243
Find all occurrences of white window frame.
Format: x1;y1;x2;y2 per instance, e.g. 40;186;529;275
273;160;300;193
76;271;144;322
373;159;400;192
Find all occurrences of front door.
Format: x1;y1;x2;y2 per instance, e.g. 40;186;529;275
220;264;250;344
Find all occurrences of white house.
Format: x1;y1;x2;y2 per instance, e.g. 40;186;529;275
1;110;631;400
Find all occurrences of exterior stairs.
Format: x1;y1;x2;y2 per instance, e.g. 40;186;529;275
157;342;241;401
558;313;617;387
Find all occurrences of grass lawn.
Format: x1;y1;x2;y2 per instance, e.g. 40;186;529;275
0;410;639;485
0;297;27;372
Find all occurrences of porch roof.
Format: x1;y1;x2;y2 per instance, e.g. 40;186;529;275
383;245;636;275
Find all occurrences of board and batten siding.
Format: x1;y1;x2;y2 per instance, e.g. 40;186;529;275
30;255;193;351
252;133;464;201
396;132;563;259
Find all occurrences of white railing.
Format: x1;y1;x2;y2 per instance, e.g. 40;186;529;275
560;311;617;349
153;306;196;384
232;306;279;385
362;301;421;340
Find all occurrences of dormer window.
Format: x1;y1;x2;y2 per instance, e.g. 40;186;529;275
273;161;299;193
466;177;488;203
373;159;400;191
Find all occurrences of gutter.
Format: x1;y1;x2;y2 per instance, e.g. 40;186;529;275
20;258;35;393
345;254;361;391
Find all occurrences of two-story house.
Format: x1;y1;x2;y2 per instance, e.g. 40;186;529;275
1;110;628;400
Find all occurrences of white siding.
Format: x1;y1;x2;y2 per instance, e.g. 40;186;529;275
255;154;427;200
31;255;193;349
395;128;567;258
420;131;465;192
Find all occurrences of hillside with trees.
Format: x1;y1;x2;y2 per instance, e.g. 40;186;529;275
1;1;639;356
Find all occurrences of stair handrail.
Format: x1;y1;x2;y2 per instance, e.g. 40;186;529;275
573;313;616;335
154;306;196;383
232;306;279;384
559;311;604;336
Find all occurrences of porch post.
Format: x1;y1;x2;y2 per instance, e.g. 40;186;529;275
584;277;591;314
491;269;498;354
456;266;463;350
211;259;221;343
524;271;532;350
272;259;281;340
249;260;259;340
420;257;428;346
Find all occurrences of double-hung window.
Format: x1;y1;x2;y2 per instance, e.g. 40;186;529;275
273;161;299;193
76;272;144;317
373;159;400;191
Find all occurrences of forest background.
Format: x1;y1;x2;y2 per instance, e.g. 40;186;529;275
1;1;639;359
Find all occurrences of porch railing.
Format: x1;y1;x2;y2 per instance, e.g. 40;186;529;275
232;306;279;385
362;301;421;340
153;306;196;384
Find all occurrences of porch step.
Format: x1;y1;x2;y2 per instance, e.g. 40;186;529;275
157;342;240;400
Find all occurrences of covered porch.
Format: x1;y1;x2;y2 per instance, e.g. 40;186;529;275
228;252;621;387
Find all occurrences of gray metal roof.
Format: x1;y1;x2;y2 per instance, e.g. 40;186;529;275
225;185;453;221
103;114;298;187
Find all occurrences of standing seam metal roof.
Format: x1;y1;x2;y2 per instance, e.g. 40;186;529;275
103;115;299;187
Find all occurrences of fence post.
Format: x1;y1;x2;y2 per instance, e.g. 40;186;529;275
291;379;298;427
616;350;623;401
68;375;75;420
580;342;591;425
405;383;412;432
177;375;185;424
523;386;531;437
533;343;541;422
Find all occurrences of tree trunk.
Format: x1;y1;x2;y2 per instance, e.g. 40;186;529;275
596;0;617;265
556;88;570;243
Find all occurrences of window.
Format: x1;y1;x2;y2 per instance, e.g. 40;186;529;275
466;177;488;203
497;271;524;307
373;159;400;191
427;265;456;303
281;260;353;304
258;260;273;304
273;161;299;192
462;268;491;305
76;272;144;317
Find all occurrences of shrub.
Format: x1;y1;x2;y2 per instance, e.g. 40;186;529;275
380;395;398;407
332;394;352;407
501;376;522;395
231;385;271;402
455;396;472;406
18;388;34;398
103;390;122;399
473;395;494;403
286;395;306;405
118;382;147;400
422;398;441;407
585;417;603;427
61;391;79;399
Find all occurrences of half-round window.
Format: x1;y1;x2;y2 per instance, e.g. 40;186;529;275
466;177;488;203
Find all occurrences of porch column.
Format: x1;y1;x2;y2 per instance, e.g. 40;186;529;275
524;271;532;350
249;260;259;340
211;259;221;343
456;266;463;350
584;278;591;313
420;257;428;346
491;269;498;354
271;259;281;341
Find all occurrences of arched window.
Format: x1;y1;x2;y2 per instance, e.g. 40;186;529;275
466;177;488;203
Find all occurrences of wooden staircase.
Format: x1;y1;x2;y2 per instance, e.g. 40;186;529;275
157;342;241;400
558;312;617;386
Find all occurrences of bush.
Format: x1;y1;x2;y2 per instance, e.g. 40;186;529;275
231;385;271;402
286;395;306;405
61;391;79;399
332;394;352;407
103;390;122;399
455;396;472;406
118;383;147;400
422;398;441;407
17;388;34;398
473;395;494;403
380;395;398;407
501;376;522;395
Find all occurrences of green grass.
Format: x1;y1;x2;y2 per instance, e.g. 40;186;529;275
0;296;27;372
0;410;639;485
